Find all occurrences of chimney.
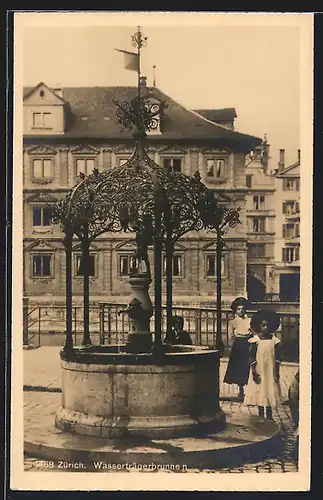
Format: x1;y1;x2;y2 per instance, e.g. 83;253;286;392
297;149;301;162
278;149;285;170
139;76;147;89
53;87;63;98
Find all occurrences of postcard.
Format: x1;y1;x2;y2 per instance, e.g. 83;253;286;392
10;10;312;492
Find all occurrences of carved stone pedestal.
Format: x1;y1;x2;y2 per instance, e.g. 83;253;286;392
125;272;153;353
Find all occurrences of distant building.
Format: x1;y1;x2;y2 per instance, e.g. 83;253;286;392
244;140;276;302
22;80;261;308
273;149;300;302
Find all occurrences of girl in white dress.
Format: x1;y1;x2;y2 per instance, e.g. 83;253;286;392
244;309;282;420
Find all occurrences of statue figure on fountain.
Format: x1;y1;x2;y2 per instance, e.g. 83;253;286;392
118;219;154;352
131;214;153;279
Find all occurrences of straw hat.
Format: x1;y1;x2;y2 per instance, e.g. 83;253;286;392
230;297;251;313
250;309;281;334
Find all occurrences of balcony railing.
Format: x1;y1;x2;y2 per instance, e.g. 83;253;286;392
23;299;300;362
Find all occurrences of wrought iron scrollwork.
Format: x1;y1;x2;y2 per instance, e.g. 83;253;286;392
113;96;167;134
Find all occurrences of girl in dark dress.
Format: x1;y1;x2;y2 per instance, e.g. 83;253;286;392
223;297;253;400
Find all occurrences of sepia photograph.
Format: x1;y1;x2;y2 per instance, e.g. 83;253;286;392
11;11;312;491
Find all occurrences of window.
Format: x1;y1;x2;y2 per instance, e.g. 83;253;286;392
32;158;53;179
32;112;52;129
205;254;227;277
247;244;266;259
246;175;252;188
282;247;300;263
283;178;300;191
76;255;96;277
283;200;300;215
162;158;182;173
252;217;265;233
75;158;96;177
253;195;265;210
206;159;225;179
32;255;52;277
206;254;216;276
283;223;295;239
119;255;138;277
33;113;42;127
162;255;183;277
282;223;300;239
32;206;52;226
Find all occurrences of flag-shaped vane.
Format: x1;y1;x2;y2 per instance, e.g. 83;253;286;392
115;49;139;72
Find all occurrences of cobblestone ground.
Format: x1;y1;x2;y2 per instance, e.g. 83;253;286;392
216;401;298;473
24;394;298;473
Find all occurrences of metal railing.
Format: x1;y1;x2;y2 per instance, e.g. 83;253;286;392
23;299;300;361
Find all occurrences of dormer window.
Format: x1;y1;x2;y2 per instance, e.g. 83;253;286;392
24;82;66;135
32;112;52;129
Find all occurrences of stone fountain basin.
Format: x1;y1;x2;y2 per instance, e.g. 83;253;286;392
55;344;225;439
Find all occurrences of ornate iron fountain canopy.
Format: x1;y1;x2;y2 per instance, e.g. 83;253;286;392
51;25;241;245
52;144;238;244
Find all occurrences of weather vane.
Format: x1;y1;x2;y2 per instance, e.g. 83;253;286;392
113;26;166;137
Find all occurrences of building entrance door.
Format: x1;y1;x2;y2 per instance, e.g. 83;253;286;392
247;265;266;302
279;273;300;302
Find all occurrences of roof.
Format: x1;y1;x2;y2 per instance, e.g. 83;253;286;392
193;108;237;123
275;160;300;177
23;85;261;151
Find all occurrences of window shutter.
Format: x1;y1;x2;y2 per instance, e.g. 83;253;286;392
173;158;182;173
33;159;43;178
43;113;52;128
33;113;42;127
295;247;300;261
32;256;40;275
32;207;42;226
43;207;52;226
282;248;286;262
76;159;85;177
89;255;95;276
42;255;51;276
86;159;95;175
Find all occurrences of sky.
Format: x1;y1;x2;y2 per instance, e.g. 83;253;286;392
20;14;306;170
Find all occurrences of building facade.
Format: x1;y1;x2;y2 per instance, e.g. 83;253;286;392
23;81;261;308
272;149;300;302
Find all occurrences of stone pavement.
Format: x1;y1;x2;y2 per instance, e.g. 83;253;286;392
23;392;298;473
24;346;299;400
